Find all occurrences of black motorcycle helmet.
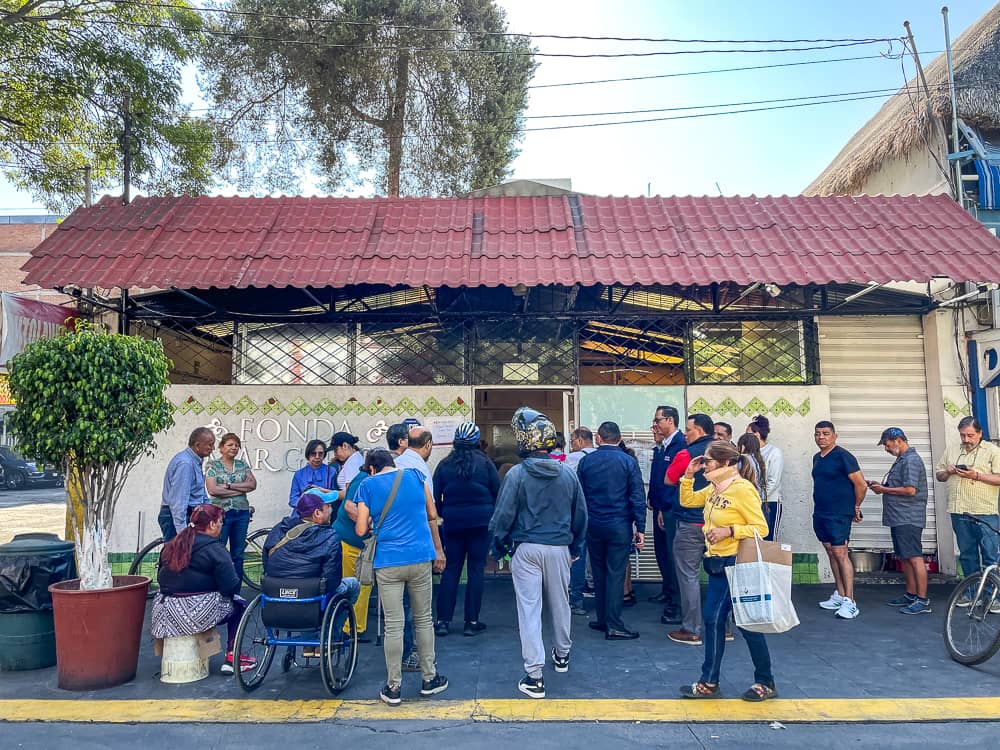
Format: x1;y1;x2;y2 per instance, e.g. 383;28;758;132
512;406;558;457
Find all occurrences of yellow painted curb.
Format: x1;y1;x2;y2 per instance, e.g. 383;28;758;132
1;697;999;724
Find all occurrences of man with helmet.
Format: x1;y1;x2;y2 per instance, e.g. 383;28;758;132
488;407;588;699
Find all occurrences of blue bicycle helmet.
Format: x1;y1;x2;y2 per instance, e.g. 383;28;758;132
453;421;481;445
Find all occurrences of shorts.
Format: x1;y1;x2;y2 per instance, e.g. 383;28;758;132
813;514;853;546
890;524;924;560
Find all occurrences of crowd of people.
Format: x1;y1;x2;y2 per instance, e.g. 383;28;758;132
152;405;995;704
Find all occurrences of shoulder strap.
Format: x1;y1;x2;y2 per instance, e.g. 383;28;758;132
371;469;405;537
270;520;316;554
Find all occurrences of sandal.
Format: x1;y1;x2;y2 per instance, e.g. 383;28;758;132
741;683;778;702
679;681;720;698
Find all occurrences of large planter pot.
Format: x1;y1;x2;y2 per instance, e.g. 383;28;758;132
48;575;150;691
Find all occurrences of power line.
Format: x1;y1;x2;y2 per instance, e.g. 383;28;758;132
105;0;901;46
85;17;901;58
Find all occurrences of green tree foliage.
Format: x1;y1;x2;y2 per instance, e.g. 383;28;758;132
8;321;174;589
202;0;536;196
0;0;221;211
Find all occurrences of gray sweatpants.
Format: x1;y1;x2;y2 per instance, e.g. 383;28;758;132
510;542;573;679
673;521;705;636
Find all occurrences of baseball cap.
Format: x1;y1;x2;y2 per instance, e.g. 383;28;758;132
877;427;907;445
329;431;359;448
296;490;336;518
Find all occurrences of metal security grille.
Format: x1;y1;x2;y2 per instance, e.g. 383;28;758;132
688;319;818;385
470;318;576;385
579;318;687;386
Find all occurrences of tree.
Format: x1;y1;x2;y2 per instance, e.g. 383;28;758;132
7;321;174;590
0;0;221;211
202;0;536;196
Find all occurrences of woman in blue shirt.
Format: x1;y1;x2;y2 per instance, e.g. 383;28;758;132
355;449;447;706
289;439;337;508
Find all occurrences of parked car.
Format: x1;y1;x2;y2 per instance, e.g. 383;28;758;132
0;446;64;490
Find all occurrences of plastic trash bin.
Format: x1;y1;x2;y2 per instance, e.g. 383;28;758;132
0;533;76;671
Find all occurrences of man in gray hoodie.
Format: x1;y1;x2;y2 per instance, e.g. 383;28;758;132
489;407;588;699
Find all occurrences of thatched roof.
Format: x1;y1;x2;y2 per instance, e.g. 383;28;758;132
805;2;1000;196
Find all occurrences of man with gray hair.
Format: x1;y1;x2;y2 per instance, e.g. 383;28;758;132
159;427;215;540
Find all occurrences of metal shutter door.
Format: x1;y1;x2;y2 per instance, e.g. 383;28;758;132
818;316;936;552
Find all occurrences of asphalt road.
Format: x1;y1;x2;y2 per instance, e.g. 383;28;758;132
0;485;66;509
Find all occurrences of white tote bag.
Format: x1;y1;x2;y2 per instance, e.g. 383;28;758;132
725;531;800;634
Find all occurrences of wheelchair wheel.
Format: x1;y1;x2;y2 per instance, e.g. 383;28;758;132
241;528;270;591
320;597;358;695
233;595;276;692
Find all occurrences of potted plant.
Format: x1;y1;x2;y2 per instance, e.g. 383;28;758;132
7;320;173;689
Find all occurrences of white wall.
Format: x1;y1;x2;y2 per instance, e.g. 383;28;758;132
111;385;473;553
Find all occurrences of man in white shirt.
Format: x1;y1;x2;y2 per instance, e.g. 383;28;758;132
565;427;597;472
395;426;434;496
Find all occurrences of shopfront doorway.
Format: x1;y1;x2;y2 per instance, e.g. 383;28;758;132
473;387;575;469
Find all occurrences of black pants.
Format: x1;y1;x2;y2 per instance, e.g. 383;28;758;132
588;523;632;632
653;509;681;611
436;525;490;623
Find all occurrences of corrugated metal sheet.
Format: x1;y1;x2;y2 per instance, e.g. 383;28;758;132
21;193;1000;291
818;316;936;552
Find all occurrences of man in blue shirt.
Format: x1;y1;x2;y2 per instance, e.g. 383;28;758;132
577;421;646;640
159;427;215;540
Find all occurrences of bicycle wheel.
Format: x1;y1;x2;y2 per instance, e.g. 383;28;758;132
128;538;164;600
233;595;276;692
241;527;270;590
944;570;1000;665
320;597;358;695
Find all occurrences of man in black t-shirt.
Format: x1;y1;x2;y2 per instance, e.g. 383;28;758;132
811;421;868;620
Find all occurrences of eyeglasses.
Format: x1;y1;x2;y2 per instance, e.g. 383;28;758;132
309;450;326;457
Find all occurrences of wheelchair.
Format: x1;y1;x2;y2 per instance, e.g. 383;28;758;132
233;576;358;695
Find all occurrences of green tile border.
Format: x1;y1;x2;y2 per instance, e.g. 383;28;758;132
689;396;810;418
172;394;472;418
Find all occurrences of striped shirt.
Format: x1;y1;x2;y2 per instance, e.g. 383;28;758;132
935;440;1000;515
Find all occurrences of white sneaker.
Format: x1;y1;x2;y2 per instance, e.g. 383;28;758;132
819;591;845;610
835;597;860;619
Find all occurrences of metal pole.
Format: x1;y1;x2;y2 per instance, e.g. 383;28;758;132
942;7;963;205
84;165;92;207
904;20;955;200
122;94;132;206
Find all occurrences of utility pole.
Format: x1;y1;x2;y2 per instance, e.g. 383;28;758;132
122;94;132;206
942;6;963;206
84;165;92;207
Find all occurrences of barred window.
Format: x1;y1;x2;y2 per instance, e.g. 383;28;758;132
689;320;815;384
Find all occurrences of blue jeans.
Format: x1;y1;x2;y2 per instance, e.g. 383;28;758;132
701;556;774;688
952;513;1000;577
220;508;251;581
157;505;194;541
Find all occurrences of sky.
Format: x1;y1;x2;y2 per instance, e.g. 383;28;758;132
0;0;995;212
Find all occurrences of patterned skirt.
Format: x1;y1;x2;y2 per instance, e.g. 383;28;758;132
151;592;234;639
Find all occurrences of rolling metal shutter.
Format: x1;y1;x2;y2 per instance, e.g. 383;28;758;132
817;316;936;552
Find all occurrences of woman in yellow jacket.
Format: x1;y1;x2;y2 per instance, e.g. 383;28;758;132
678;440;776;701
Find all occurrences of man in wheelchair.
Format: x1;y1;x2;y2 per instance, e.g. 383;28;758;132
263;490;361;656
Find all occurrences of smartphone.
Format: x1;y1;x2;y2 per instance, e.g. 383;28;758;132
866;480;876;487
956;464;970;471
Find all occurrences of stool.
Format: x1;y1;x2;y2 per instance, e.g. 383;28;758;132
160;634;209;683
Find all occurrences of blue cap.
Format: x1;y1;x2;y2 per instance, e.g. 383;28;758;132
878;427;907;445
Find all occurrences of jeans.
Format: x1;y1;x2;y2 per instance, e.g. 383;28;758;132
952;513;1000;577
158;505;194;542
219;508;251;582
341;542;373;633
673;521;706;635
376;562;437;688
569;548;588;608
763;502;782;542
587;523;632;632
510;543;572;679
653;509;680;610
436;526;490;623
701;556;773;688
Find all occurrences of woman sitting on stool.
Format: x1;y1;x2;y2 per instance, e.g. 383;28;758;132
151;504;251;674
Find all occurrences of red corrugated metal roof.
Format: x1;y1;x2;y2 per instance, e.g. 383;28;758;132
20;193;1000;290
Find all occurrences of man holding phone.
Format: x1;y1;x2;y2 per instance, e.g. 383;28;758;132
812;421;868;620
935;417;1000;597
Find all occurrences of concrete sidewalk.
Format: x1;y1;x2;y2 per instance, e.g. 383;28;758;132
1;579;999;722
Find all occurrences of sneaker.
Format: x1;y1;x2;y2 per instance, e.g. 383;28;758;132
571;606;588;616
401;651;421;672
464;621;487;637
668;629;703;646
835;597;860;620
420;673;449;696
220;652;256;674
900;598;932;615
582;586;596;599
819;591;845;610
551;648;570;673
725;632;735;642
887;593;917;607
955;594;973;608
434;621;449;637
380;683;402;706
518;674;545;698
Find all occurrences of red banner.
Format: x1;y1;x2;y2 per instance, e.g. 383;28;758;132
0;293;76;367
